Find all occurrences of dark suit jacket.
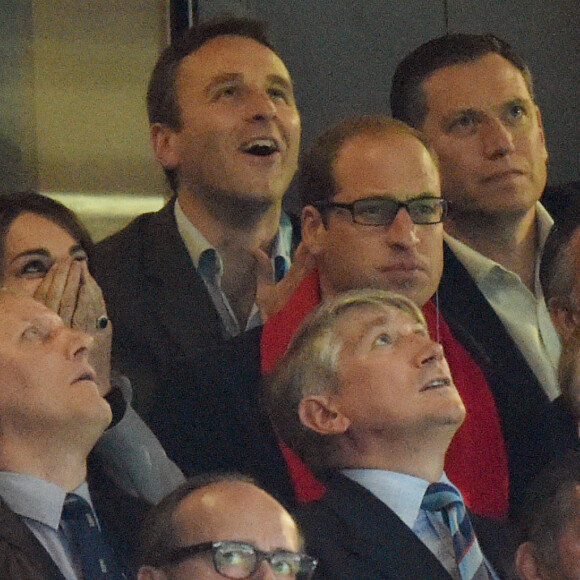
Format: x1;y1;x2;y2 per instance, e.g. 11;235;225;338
91;199;295;508
438;242;577;515
297;472;509;580
0;465;148;580
541;181;580;224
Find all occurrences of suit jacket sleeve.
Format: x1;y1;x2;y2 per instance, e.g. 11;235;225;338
0;498;67;580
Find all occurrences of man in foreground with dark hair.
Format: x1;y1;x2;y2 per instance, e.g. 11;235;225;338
266;289;507;579
136;473;316;580
93;16;308;507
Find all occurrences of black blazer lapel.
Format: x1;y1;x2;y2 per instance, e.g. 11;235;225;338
0;498;66;580
137;199;225;353
300;473;453;580
438;242;564;511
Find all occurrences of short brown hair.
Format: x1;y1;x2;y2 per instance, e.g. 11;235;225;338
516;451;580;574
147;16;277;193
557;326;580;420
265;289;425;472
298;114;438;211
0;191;94;284
540;202;580;310
390;33;534;129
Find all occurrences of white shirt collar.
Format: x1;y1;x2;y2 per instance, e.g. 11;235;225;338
341;468;455;530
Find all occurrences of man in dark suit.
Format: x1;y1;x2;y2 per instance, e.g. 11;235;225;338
0;291;147;579
266;289;507;579
92;17;308;508
390;34;563;510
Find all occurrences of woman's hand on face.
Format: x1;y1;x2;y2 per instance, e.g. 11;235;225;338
33;257;112;396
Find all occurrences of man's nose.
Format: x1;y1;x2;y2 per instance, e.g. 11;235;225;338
384;207;420;247
65;327;94;360
416;339;444;367
245;89;277;121
253;560;277;580
482;117;516;160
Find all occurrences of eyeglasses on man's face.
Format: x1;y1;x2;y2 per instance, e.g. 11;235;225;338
161;540;317;579
314;196;449;226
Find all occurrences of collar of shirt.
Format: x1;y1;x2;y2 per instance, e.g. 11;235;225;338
0;472;92;530
341;468;455;530
175;200;292;335
174;199;293;281
444;201;554;297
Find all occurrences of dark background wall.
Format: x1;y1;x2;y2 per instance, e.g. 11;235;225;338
198;0;579;208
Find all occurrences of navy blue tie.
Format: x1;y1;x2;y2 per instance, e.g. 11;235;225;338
421;483;496;580
61;493;125;579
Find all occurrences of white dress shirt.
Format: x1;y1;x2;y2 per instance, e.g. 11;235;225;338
174;200;293;337
445;202;560;400
342;469;462;579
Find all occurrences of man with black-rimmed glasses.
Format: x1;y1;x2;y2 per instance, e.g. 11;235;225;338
136;473;316;580
261;114;512;518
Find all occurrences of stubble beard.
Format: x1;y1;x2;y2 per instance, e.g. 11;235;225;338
202;188;279;232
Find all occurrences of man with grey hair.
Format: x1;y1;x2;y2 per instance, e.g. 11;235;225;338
266;288;507;580
0;291;148;579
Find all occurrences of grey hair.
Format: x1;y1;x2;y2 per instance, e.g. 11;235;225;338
265;288;425;472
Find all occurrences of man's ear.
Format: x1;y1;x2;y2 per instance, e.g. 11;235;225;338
138;566;168;580
150;123;180;170
299;395;350;435
515;541;547;580
301;205;328;256
548;297;578;343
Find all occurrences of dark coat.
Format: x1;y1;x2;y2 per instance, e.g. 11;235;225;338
438;242;577;514
0;466;148;580
297;472;510;580
92;199;295;508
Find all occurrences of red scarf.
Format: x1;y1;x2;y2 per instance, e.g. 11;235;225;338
262;270;509;517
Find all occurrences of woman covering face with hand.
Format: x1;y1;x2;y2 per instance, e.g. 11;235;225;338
0;191;184;503
0;192;112;392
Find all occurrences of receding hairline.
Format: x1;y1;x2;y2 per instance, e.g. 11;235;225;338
171;34;294;120
170;479;298;540
335;124;439;170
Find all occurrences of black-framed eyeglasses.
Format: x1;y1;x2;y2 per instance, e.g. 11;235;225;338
314;196;449;226
161;540;317;579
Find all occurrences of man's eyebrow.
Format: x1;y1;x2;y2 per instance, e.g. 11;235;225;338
204;72;293;94
205;73;242;94
442;107;478;121
266;74;294;91
344;315;392;348
19;313;60;334
502;96;531;108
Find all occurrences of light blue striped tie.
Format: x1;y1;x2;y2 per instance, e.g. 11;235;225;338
421;483;496;580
